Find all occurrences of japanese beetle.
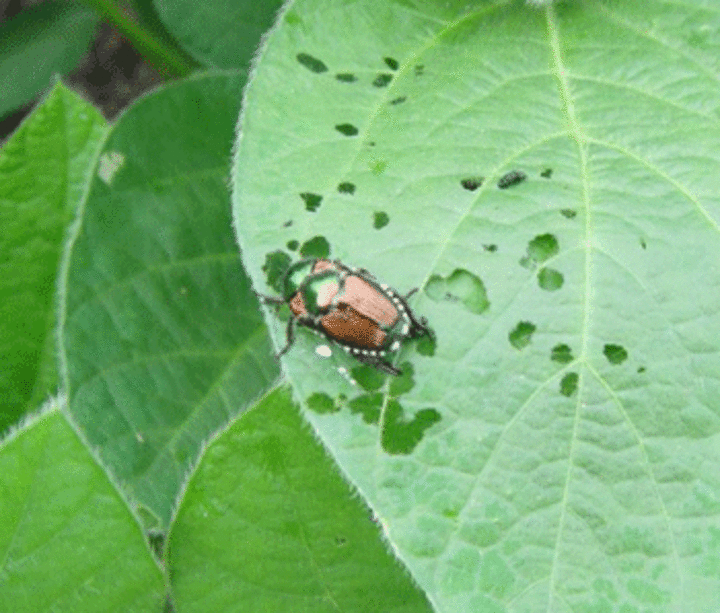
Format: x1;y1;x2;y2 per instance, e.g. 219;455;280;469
258;258;431;375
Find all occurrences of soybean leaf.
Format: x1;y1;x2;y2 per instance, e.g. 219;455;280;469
233;1;720;611
0;2;99;119
155;0;286;69
0;84;105;434
0;400;165;612
169;386;432;612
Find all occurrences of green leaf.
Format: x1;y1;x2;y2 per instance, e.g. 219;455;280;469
169;386;432;612
233;1;720;610
0;401;165;611
0;83;106;434
155;0;286;69
0;2;99;119
60;72;279;527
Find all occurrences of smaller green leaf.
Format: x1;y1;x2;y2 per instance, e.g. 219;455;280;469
0;401;165;612
0;83;106;434
0;2;99;118
169;386;433;612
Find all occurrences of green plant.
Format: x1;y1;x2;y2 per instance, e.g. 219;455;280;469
2;1;719;611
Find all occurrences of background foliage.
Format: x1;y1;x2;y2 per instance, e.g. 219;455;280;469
1;0;719;611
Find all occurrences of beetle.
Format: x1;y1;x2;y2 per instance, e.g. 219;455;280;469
257;258;431;375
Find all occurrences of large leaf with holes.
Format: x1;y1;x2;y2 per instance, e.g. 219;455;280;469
233;0;720;611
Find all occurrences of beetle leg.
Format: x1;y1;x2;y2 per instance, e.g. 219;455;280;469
395;291;433;340
255;291;285;307
276;316;296;358
356;267;375;279
353;352;402;376
410;314;434;340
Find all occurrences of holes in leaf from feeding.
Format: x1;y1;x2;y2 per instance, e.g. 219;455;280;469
389;362;416;396
351;366;386;392
415;331;436;357
336;123;358;136
286;240;299;251
374;211;389;229
426;268;489;315
560;372;578;397
283;220;293;227
338;182;355;194
373;73;393;87
381;400;441;455
263;251;292;292
497;170;527;189
414;64;424;76
540;168;553;178
390;96;406;105
384;57;399;70
520;233;559;269
306;392;339;414
560;209;577;219
461;177;483;191
640;238;647;249
349;393;382;424
299;236;330;258
551;343;574;364
483;244;497;253
300;192;322;212
604;344;628;365
509;321;536;350
296;52;328;73
336;73;357;83
637;366;646;373
538;267;564;291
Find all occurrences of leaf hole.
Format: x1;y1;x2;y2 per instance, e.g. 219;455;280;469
384;57;399;70
519;233;559;269
426;269;489;315
263;251;292;292
348;393;382;424
509;321;536;350
335;123;359;136
335;73;357;83
560;209;577;219
299;236;331;258
296;53;328;73
497;170;527;189
373;211;389;229
337;182;355;194
551;343;573;364
461;177;484;191
306;392;339;414
538;267;564;291
300;192;322;212
540;168;553;178
560;372;578;397
603;344;628;365
381;401;441;455
373;73;393;87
